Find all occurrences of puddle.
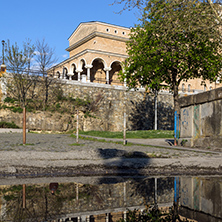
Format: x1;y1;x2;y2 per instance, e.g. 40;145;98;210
0;176;221;221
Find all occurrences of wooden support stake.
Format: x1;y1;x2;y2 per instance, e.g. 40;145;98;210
23;184;26;209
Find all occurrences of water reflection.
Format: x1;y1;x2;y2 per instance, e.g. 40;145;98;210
0;176;221;222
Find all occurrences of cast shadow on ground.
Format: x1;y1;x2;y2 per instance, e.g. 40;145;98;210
97;147;174;206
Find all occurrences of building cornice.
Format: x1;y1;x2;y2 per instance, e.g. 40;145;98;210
66;31;129;52
68;21;130;40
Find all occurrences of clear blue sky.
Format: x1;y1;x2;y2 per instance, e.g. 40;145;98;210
1;0;140;64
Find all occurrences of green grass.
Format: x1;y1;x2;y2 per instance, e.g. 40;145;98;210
70;134;134;146
69;143;85;146
79;130;174;139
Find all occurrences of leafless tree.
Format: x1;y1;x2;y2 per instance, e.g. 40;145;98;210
35;39;58;109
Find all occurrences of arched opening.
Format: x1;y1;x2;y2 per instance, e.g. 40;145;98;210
56;71;60;79
63;67;68;79
71;64;78;80
80;59;87;81
188;84;191;92
91;58;106;83
110;61;122;85
182;83;185;92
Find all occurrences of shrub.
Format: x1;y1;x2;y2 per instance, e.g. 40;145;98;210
0;121;20;129
4;97;17;104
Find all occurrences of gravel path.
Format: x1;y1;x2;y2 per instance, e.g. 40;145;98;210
0;132;219;156
0;132;221;178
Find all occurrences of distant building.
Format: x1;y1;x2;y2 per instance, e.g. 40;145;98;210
48;21;129;86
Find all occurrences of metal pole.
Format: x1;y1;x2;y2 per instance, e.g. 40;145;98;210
154;177;157;208
154;90;158;130
174;111;177;146
2;40;5;64
123;112;126;145
76;183;79;201
23;107;26;145
76;109;79;143
173;177;180;221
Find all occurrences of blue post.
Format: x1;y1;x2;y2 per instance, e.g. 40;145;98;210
174;111;177;145
174;177;180;203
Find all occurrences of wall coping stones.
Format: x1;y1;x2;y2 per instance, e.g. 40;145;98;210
179;87;222;108
63;79;173;95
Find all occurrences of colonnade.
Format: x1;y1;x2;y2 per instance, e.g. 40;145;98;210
54;62;126;86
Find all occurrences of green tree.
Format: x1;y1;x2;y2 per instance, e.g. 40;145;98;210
119;0;222;113
113;0;222;25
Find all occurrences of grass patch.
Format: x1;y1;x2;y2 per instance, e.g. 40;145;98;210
79;130;174;139
70;134;133;146
19;143;35;146
69;143;85;146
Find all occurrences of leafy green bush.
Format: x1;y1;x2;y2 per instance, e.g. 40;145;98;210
11;107;23;113
56;103;61;109
0;121;20;129
3;97;17;104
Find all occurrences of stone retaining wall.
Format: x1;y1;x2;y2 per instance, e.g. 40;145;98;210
179;87;222;148
0;82;174;131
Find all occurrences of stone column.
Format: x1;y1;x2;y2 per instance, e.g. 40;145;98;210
124;78;127;87
104;67;112;84
106;213;109;222
85;65;93;82
67;73;74;80
76;69;82;81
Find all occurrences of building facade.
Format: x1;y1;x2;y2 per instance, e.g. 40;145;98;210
48;21;130;86
49;21;222;94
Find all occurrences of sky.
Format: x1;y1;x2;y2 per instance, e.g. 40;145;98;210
1;0;140;65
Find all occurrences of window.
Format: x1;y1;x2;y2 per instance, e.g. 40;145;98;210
122;31;126;35
114;30;118;34
106;28;110;32
188;84;191;92
182;83;185;92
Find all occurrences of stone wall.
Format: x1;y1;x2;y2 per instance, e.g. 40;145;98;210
0;81;174;132
179;87;222;148
180;177;222;221
62;82;174;131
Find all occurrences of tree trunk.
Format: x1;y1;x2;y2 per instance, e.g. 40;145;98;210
173;84;180;114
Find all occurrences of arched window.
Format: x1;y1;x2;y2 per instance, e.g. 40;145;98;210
182;83;185;92
188;84;191;92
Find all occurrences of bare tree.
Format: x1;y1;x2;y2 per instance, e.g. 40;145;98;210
35;39;58;109
4;39;38;144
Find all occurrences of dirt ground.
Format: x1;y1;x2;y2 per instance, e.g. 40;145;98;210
0;132;221;179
